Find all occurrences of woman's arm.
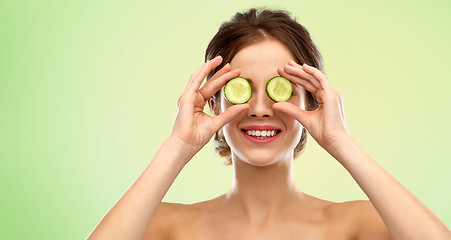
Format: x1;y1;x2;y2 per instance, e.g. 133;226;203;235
330;136;451;239
86;56;248;240
274;61;451;240
86;137;192;240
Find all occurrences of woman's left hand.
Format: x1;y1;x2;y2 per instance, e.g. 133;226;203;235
273;60;350;152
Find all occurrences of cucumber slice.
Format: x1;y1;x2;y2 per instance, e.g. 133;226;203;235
266;76;293;102
224;77;252;104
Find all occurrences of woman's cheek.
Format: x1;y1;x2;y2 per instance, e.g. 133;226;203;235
222;124;239;154
286;119;304;150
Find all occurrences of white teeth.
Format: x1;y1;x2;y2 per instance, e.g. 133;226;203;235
245;130;277;137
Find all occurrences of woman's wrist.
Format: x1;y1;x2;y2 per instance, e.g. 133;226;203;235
323;134;358;162
165;135;199;164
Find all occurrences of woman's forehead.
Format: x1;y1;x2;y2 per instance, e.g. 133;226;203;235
229;39;296;76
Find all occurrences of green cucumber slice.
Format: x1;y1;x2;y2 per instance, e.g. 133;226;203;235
224;77;252;104
266;76;293;102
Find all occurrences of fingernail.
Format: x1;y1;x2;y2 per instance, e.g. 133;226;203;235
289;59;296;64
303;63;309;67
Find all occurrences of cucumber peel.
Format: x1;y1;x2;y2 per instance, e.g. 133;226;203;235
266;76;292;102
224;77;252;104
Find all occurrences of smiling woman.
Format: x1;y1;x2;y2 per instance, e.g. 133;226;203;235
86;8;451;240
206;9;321;166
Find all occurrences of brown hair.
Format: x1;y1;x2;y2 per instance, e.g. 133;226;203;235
206;8;322;165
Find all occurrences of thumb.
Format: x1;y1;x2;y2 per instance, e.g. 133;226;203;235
212;104;249;132
273;102;309;127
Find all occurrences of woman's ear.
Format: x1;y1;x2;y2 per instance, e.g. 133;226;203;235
209;97;217;115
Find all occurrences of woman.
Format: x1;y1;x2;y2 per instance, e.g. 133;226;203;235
87;8;451;240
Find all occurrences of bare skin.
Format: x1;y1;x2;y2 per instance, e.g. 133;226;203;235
145;196;390;239
87;40;451;240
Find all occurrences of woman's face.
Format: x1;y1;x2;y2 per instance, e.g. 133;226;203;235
219;39;307;166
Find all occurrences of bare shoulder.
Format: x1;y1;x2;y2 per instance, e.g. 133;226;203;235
327;200;391;240
144;201;200;240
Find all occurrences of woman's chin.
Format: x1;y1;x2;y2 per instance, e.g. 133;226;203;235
247;159;277;167
234;151;289;167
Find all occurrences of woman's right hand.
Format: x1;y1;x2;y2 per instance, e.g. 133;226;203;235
170;56;249;161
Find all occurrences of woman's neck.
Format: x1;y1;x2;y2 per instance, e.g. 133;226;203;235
223;157;306;225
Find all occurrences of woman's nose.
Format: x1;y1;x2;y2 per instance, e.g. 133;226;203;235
247;91;274;118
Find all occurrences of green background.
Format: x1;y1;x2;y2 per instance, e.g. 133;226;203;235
1;0;450;239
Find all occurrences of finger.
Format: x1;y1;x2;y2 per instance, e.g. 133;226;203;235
272;101;310;127
285;61;321;89
188;56;223;93
212;104;249;132
199;68;240;101
280;66;324;104
301;63;332;90
209;63;231;82
189;55;222;83
179;56;222;103
278;67;318;94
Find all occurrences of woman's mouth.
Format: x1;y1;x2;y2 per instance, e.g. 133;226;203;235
242;129;280;139
240;127;282;144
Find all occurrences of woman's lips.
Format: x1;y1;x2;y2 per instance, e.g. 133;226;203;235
240;125;282;144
